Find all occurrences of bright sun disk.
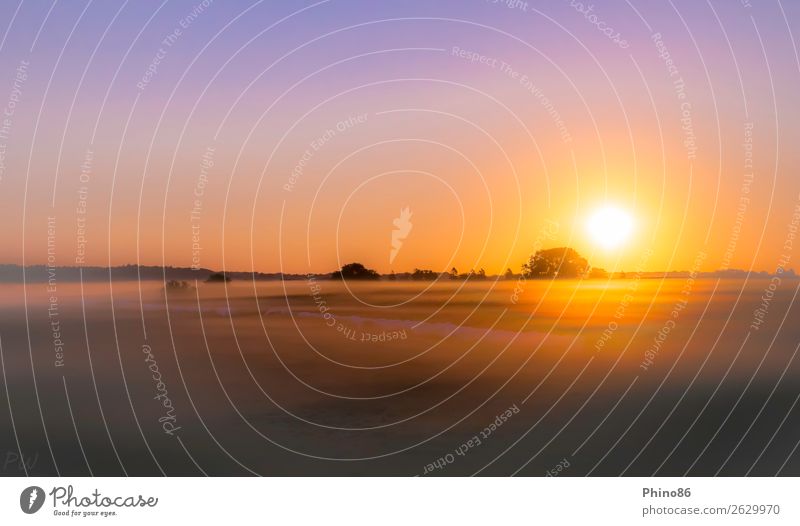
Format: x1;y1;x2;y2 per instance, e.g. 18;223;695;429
586;205;635;249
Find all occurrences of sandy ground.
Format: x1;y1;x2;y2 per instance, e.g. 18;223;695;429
1;278;799;476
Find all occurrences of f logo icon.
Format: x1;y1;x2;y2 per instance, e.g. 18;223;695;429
20;486;45;514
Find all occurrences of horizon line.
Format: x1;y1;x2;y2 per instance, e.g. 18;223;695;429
0;263;795;278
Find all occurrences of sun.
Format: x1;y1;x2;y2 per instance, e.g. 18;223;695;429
586;205;635;249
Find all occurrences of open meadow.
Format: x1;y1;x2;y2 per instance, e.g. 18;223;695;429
2;277;798;476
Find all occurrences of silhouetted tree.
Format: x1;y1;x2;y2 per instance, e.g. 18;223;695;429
522;247;588;278
504;268;514;280
205;272;231;283
165;280;193;291
331;262;380;280
411;268;438;281
449;267;459;280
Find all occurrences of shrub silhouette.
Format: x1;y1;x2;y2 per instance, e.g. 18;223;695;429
331;262;380;280
165;279;193;291
411;268;438;281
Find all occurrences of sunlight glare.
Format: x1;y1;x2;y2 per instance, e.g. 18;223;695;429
586;205;635;250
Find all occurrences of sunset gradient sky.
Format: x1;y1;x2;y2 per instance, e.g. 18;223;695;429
1;0;799;274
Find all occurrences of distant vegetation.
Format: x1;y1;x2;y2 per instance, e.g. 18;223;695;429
205;272;231;283
412;268;439;281
165;280;194;292
0;255;603;285
522;247;606;279
3;261;794;284
331;262;380;280
523;247;586;278
331;248;607;282
587;267;609;279
447;267;487;280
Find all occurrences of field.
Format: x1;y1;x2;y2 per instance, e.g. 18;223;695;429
1;277;799;476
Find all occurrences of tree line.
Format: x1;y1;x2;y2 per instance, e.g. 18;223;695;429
331;247;608;280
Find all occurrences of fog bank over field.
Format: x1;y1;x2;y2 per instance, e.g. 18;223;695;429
1;278;798;475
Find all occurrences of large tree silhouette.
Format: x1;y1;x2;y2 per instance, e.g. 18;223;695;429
522;247;588;278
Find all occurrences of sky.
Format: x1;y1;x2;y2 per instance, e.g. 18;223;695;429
1;0;799;274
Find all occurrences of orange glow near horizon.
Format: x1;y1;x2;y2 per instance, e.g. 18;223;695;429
2;2;799;277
